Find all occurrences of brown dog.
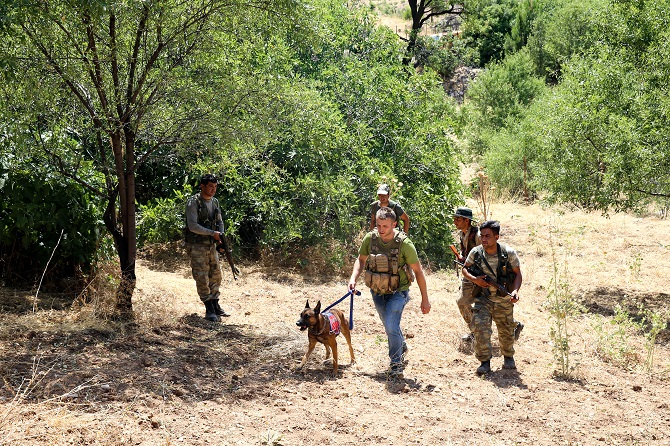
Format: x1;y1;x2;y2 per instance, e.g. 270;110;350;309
295;300;355;376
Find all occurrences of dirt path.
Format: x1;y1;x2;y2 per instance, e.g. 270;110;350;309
1;201;669;445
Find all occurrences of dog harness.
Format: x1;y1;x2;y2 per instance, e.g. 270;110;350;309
322;311;341;335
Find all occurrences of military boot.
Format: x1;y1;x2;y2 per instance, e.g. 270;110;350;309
204;300;220;322
476;360;491;375
514;322;524;341
503;356;517;370
212;299;230;317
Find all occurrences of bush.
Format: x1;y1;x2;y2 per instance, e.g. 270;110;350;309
0;170;103;286
136;190;188;248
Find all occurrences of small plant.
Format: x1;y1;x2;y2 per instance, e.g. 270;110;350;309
592;304;642;368
544;229;582;378
472;170;493;221
639;306;668;373
262;430;283;446
628;253;642;280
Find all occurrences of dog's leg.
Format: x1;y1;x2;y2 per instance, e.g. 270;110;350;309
296;338;318;371
340;318;356;365
324;343;332;360
328;338;339;376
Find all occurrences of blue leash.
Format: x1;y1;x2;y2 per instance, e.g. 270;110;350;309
322;290;360;330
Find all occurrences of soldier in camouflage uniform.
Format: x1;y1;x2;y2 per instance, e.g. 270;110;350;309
453;207;480;343
462;220;523;375
185;174;228;322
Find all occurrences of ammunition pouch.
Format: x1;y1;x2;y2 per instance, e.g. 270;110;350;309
364;229;407;294
367;253;391;273
364;271;400;295
499;272;516;294
403;264;415;284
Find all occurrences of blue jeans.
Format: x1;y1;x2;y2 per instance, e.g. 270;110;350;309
372;290;410;364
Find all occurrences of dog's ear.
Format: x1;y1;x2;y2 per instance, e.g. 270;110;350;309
305;300;310;309
314;300;321;314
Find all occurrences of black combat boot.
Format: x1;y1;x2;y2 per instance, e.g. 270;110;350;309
204;300;220;322
476;360;491;375
212;299;230;317
503;356;517;370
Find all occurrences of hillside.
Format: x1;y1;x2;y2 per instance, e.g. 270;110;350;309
1;199;669;445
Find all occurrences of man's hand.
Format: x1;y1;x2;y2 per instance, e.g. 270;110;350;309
420;300;431;314
474;275;490;289
348;280;357;295
510;290;519;304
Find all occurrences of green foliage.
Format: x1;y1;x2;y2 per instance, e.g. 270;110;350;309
524;0;603;82
137;190;188;248
0;170;104;285
2;0;463;276
413;35;477;80
464;48;545;132
459;48;546;183
592;305;642;369
460;0;517;66
504;0;540;54
639;306;669;373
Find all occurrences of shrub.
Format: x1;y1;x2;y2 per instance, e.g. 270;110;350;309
0;171;103;286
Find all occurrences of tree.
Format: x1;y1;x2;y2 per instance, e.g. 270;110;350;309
403;0;463;66
5;0;296;318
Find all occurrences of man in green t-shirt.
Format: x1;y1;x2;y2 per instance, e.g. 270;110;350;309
369;183;410;234
349;206;430;378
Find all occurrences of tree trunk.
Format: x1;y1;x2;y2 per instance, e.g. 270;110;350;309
105;130;138;320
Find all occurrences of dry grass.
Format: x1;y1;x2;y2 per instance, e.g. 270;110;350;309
1;199;669;445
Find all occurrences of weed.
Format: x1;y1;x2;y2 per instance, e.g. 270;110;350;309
262;429;283;446
628;253;642;280
639;306;668;373
544;228;582;379
472;170;493;221
591;304;642;369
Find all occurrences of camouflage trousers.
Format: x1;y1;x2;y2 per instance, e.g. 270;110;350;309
186;243;222;303
472;295;515;362
457;279;476;330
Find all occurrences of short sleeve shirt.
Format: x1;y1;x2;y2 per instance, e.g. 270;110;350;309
370;200;405;220
465;243;520;301
359;230;419;291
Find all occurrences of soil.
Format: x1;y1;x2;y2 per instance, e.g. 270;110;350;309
1;200;670;446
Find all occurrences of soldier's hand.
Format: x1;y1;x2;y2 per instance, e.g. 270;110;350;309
510;290;519;304
475;275;489;288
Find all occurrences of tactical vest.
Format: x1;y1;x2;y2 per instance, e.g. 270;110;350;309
471;243;516;297
364;229;407;294
460;225;479;259
184;194;221;244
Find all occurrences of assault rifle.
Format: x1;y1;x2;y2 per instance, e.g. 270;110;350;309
454;259;516;300
217;233;240;280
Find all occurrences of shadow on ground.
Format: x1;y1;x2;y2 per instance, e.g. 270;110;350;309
0;311;308;405
579;287;670;342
